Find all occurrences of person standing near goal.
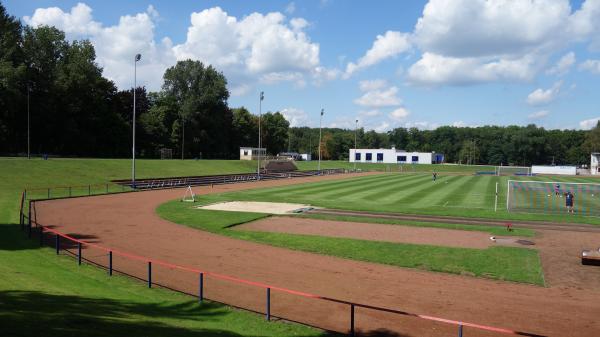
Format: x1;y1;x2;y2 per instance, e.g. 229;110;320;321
554;183;561;197
565;191;574;213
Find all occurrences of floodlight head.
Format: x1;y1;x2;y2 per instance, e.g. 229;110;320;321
355;119;358;123
321;108;324;116
260;91;264;101
135;54;142;62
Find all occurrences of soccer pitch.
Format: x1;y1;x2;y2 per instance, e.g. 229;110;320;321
206;173;600;223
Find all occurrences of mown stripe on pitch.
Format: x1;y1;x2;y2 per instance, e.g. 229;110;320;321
395;175;465;207
335;174;431;202
306;173;423;200
373;174;448;205
267;173;397;197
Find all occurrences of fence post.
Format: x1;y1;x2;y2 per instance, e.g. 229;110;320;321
39;227;44;246
199;273;204;303
55;234;60;255
266;288;271;321
27;200;31;235
78;242;82;265
108;251;113;276
350;304;355;336
147;261;152;288
458;324;463;337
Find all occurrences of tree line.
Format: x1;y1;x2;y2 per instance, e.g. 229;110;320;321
1;2;598;165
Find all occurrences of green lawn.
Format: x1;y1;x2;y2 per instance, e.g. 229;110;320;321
199;172;600;224
0;158;330;337
157;200;545;285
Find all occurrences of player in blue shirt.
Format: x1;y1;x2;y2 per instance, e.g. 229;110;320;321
564;191;574;213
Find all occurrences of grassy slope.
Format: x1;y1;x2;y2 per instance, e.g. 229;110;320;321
156;201;544;285
0;158;326;337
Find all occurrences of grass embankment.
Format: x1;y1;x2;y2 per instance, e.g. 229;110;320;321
0;158;327;337
157;200;545;286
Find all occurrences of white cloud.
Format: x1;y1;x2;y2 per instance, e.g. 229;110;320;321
403;121;439;130
406;0;600;86
580;117;600;130
452;121;466;127
389;107;410;121
407;52;539;86
354;86;402;108
281;107;310;127
285;2;296;14
526;81;562;106
546;52;575;76
358;79;387;92
528;110;550;120
24;3;102;39
24;5;326;92
344;31;411;77
25;4;170;91
579;59;600;74
414;0;570;58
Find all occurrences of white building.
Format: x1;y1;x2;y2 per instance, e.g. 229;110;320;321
239;147;266;160
301;153;312;161
349;148;444;164
591;153;600;175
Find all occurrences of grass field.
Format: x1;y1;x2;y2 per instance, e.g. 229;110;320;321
199;173;600;224
157;201;545;285
0;158;334;337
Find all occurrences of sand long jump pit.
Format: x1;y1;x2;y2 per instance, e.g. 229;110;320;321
198;201;316;214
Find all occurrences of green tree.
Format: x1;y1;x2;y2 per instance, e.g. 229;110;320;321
261;111;289;155
162;60;231;158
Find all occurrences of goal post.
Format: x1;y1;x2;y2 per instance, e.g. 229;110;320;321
496;166;531;176
506;180;600;216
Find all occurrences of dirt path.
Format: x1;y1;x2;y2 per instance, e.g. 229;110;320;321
235;216;496;249
33;173;600;337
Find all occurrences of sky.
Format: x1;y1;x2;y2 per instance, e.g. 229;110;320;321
5;0;600;132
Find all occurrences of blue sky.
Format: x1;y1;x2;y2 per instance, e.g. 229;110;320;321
5;0;600;131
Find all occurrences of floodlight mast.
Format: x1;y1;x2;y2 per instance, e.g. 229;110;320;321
257;91;264;180
132;53;141;189
318;109;324;173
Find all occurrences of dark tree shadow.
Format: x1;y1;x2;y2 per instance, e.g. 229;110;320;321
0;290;340;337
0;223;44;251
356;329;413;337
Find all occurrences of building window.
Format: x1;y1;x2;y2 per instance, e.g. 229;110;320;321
243;151;248;156
377;153;384;162
412;156;419;162
397;156;406;162
355;153;361;160
366;153;372;161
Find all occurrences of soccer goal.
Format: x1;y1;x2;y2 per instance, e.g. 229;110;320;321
182;186;196;202
496;166;531;176
507;180;600;216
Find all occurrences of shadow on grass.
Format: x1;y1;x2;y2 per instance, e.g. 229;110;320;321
0;290;332;337
0;223;43;251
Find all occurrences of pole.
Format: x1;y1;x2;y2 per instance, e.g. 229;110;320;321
258;91;264;180
318;109;324;172
132;54;141;189
27;85;30;159
266;287;271;321
354;119;358;172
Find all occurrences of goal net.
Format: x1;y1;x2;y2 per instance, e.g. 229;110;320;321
182;186;196;202
507;180;600;216
496;166;531;176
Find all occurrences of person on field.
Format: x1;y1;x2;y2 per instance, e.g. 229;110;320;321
554;183;561;196
432;171;437;181
565;191;574;213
